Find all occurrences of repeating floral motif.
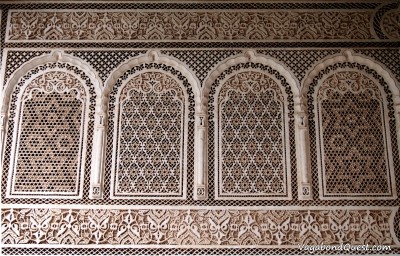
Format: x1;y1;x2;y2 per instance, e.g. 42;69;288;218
1;208;396;246
381;9;400;39
218;71;287;197
7;11;373;41
318;71;392;196
114;72;185;197
10;72;86;195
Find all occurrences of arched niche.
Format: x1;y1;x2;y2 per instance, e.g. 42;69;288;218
202;50;309;200
102;50;200;200
302;50;400;200
0;50;102;198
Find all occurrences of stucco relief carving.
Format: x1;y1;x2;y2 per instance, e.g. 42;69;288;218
381;8;400;39
112;71;186;198
1;207;397;247
6;10;374;42
318;71;393;197
302;50;400;200
218;71;288;197
8;71;87;197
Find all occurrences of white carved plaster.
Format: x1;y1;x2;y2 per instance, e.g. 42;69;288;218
6;69;90;198
103;50;202;199
0;50;102;198
109;69;189;199
1;204;398;248
203;50;307;200
302;49;400;200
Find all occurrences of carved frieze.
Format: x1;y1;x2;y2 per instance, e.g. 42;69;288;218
6;10;374;42
1;207;397;247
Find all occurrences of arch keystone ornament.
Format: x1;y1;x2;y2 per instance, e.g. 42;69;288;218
302;50;399;200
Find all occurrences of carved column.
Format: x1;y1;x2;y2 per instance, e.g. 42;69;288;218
393;95;400;159
90;110;107;199
294;97;313;200
0;110;8;170
194;112;208;200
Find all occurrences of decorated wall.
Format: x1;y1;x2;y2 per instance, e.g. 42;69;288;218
1;1;400;255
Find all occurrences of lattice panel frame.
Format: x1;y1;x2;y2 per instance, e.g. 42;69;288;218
307;62;398;200
208;63;295;201
6;70;89;198
1;62;97;201
107;63;195;200
215;70;292;200
111;70;189;199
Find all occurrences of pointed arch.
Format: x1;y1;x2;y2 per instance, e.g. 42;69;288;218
302;50;400;200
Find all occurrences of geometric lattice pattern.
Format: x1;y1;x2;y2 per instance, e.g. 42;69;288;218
258;49;341;83
113;72;186;198
160;50;242;85
218;71;288;198
65;50;147;82
318;71;393;197
1;207;396;246
2;50;51;89
9;71;86;196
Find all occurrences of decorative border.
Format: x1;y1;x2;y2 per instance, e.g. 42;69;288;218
1;205;398;248
5;9;376;42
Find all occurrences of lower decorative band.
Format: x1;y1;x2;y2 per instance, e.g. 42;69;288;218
1;206;398;248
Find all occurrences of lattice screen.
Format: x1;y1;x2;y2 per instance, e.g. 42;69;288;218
217;71;290;199
316;71;395;198
112;71;187;198
7;71;88;198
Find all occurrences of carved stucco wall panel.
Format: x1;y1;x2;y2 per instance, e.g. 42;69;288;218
3;48;397;254
1;1;400;253
111;71;188;199
317;71;396;199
